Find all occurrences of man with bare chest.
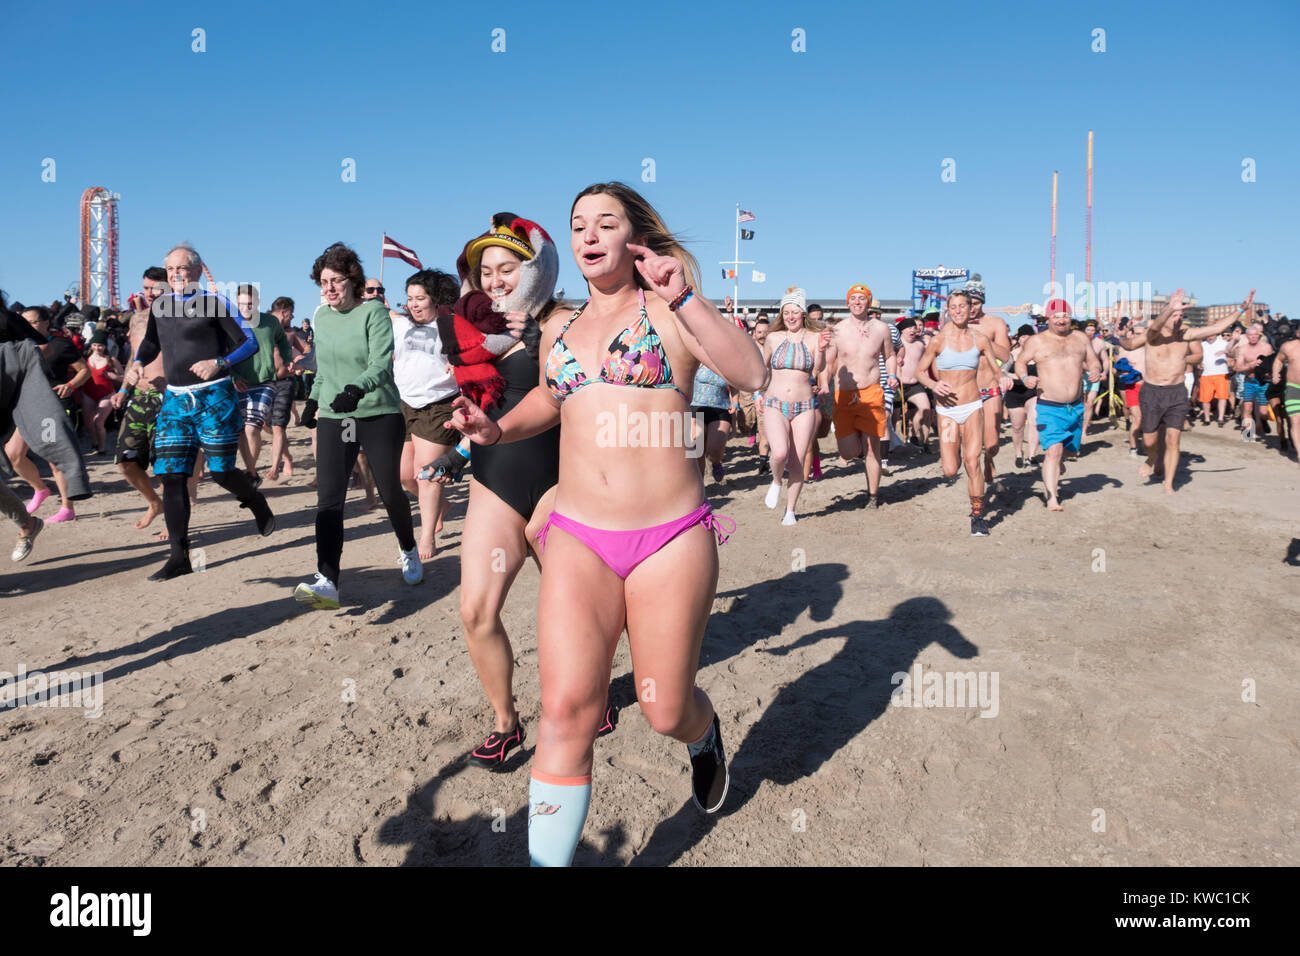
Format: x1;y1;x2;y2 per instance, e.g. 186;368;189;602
1271;334;1300;472
111;266;173;530
1233;320;1274;442
1013;300;1100;511
963;277;1011;482
1121;289;1250;493
822;284;897;508
898;318;932;448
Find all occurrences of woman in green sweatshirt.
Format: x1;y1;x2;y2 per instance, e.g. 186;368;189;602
294;242;421;610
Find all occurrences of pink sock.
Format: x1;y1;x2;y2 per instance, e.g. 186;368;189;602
26;488;51;514
47;506;76;523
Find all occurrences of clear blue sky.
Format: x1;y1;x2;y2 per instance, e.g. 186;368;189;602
2;0;1297;319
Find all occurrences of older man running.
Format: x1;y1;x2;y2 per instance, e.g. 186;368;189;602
130;243;276;580
1013;300;1100;511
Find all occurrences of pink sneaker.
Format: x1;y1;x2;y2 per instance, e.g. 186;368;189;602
46;507;76;523
25;488;51;515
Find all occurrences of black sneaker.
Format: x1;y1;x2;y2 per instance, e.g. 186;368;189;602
467;721;525;770
1015;455;1025;469
149;554;193;581
596;704;616;738
970;513;990;536
688;713;729;814
241;493;276;536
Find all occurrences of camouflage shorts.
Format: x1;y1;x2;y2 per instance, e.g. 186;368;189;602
115;388;163;467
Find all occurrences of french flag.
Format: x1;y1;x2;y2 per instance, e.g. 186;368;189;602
382;235;423;270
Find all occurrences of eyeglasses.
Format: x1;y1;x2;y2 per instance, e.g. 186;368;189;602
365;286;384;295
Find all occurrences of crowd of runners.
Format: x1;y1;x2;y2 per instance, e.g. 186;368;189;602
3;182;1296;866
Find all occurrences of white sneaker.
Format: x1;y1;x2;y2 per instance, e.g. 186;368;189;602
399;545;423;585
11;516;42;563
294;573;339;610
782;510;797;526
764;482;781;509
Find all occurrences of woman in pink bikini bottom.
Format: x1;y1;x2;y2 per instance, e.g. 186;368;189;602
452;182;768;866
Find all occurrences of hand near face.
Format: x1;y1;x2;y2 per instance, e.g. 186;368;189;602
626;243;687;302
503;310;527;338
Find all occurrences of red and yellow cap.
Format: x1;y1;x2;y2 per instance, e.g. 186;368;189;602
463;222;538;275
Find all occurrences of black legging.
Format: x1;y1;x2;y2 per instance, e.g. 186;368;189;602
161;468;260;561
315;413;414;584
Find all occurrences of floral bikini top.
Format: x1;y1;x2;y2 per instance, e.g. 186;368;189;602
544;289;685;403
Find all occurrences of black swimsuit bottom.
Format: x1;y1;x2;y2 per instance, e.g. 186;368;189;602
472;350;560;520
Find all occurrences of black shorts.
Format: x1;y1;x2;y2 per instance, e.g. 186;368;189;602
472;351;559;520
1266;380;1286;403
401;395;460;446
903;382;929;404
1004;387;1032;410
1139;381;1189;432
269;378;296;428
692;406;731;428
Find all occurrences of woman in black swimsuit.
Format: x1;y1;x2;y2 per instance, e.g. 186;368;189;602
432;214;566;768
1004;324;1040;468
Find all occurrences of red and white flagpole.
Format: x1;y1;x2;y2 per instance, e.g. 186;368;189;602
379;233;385;290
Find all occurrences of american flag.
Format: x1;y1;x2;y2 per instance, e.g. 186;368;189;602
738;209;755;223
382;235;423;270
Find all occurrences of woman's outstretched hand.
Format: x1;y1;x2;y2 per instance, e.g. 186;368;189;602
449;395;501;445
627;242;687;302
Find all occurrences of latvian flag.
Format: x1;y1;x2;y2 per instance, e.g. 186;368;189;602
738;209;756;223
382;235;423;270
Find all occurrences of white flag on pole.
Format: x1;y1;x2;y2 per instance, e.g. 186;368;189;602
752;270;766;283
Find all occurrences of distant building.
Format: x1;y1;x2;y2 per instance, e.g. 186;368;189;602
1093;295;1267;328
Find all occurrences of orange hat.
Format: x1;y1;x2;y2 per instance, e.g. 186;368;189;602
846;284;872;303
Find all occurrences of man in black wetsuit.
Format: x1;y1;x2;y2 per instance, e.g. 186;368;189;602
129;243;276;580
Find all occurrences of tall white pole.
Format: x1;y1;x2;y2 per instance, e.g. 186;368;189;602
734;203;740;316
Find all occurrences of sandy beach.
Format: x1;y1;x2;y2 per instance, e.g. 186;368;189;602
2;421;1297;866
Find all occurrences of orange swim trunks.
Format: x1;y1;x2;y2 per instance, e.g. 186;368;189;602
832;383;886;439
1199;374;1229;402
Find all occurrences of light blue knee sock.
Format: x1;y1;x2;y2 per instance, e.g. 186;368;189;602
528;775;592;867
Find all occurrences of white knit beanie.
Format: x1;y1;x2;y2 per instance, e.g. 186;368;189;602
779;286;806;312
